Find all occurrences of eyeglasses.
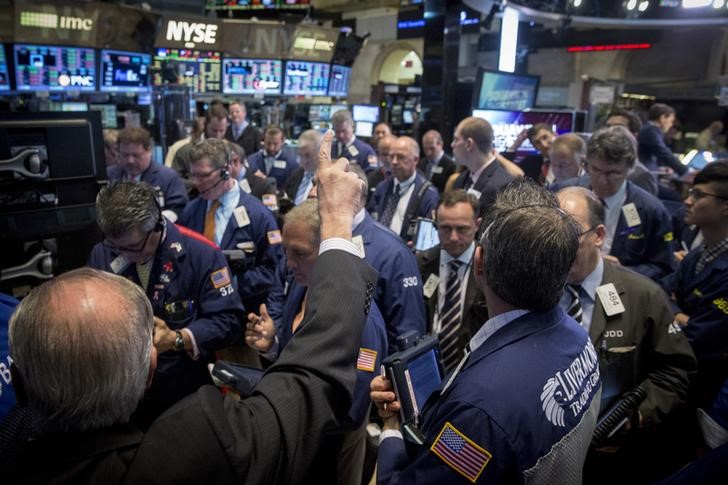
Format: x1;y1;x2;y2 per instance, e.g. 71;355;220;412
688;188;728;201
579;226;598;239
190;168;220;179
584;164;627;180
102;230;153;253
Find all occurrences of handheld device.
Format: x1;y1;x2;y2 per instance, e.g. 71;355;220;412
211;361;264;397
413;218;440;252
382;333;445;438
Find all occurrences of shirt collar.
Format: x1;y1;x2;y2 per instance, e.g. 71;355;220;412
469;309;531;352
603;180;628;209
577;256;604;303
395;171;417;192
353;208;366;230
265;149;283;160
429;151;444;165
441;242;475;267
469;155;495;184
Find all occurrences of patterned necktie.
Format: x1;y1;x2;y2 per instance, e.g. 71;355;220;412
204;200;221;243
295;171;314;205
380;184;401;227
565;284;583;325
439;260;464;372
136;261;152;292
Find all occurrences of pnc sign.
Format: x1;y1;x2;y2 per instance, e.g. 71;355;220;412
58;74;94;88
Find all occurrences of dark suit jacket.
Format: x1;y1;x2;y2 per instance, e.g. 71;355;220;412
453;161;515;217
416;246;488;360
10;250;377;485
588;260;696;425
638;123;687;175
283;166;313;202
225;123;262;159
418;153;456;193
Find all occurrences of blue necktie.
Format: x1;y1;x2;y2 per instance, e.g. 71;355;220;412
295;171;314;205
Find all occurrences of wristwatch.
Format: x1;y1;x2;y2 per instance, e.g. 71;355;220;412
173;330;185;351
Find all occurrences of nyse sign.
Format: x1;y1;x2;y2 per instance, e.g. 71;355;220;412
166;21;218;48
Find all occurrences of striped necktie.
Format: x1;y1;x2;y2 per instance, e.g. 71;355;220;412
295;171;314;205
439;260;464;372
204;200;221;243
379;184;401;227
565;284;583;325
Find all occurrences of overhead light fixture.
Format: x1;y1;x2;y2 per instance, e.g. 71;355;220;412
498;6;519;73
627;0;638;10
714;0;725;7
682;0;712;7
639;1;650;11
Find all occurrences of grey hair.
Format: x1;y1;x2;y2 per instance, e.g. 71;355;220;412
397;136;420;158
331;109;354;127
298;129;324;151
586;125;637;169
284;199;320;246
480;179;581;311
190;138;230;170
557;186;605;228
347;163;369;207
96;181;161;238
9;267;153;434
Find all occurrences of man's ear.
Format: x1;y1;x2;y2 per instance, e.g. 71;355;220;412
474;245;485;278
10;363;28;406
593;224;607;249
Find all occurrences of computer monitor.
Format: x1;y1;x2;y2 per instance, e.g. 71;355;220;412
14;44;96;92
472;109;576;153
0;111;106;239
352;104;379;123
100;49;151;93
308;104;331;121
472;69;540;111
355;121;374;138
328;65;352;98
222;58;282;95
403;110;414;125
283;61;330;96
152;48;221;94
61;102;88;112
0;45;10;91
89;104;118;129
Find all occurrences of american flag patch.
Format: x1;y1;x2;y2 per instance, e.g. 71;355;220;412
430;422;491;483
267;230;282;245
210;267;231;289
356;348;377;372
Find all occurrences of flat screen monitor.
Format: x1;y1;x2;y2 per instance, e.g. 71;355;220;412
355;121;374;138
328;65;352;98
473;69;540;111
283;61;330;96
223;58;282;95
14;44;96;92
472;109;575;153
352;104;379;123
308;104;330;121
61;102;88;112
100;49;151;93
0;45;10;91
152;48;221;94
403;110;414;124
0;111;106;240
89;104;118;128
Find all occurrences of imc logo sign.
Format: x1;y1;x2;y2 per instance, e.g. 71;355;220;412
20;11;93;31
165;20;219;48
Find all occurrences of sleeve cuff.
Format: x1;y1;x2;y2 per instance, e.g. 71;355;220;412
181;328;200;360
319;238;363;258
379;428;404;445
259;335;280;361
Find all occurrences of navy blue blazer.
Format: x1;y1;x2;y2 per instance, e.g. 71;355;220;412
332;138;376;172
638;123;687;175
108;163;188;219
368;172;439;241
247;147;299;188
354;212;427;353
180;186;284;311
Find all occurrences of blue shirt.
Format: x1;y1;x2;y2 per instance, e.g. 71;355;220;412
208;180;241;247
602;180;628;255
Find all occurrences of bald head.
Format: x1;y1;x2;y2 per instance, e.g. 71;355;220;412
556;187;606;284
10;268;154;433
390;136;420;181
423;130;444;162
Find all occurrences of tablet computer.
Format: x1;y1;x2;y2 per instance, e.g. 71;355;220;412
382;334;445;428
413;218;440;252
